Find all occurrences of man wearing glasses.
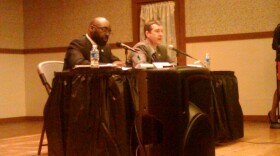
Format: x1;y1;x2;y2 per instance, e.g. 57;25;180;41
63;17;123;70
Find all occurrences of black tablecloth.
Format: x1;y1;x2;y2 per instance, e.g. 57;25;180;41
211;71;244;142
44;67;243;155
44;68;138;156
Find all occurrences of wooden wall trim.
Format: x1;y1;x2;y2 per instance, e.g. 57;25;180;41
108;42;134;49
23;47;67;54
243;115;268;122
0;42;134;54
0;48;23;54
0;116;43;123
174;0;186;65
0;32;273;54
185;31;273;43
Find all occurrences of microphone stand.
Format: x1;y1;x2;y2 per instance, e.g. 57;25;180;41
116;42;134;66
125;48;128;66
172;49;207;68
174;49;197;61
123;48;132;67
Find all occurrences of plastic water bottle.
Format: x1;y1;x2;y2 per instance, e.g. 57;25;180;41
90;45;99;68
205;53;210;69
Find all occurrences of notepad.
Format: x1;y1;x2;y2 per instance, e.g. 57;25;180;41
74;63;117;69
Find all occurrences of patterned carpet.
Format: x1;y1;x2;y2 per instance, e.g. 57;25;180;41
0;134;48;156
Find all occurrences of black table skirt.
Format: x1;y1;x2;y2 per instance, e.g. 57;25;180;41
43;67;243;155
211;71;244;142
44;68;138;156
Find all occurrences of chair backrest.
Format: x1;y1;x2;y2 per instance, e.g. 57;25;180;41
37;61;64;95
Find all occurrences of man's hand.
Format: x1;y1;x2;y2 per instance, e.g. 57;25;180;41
112;61;124;67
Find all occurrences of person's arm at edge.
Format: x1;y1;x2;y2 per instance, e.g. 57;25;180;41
272;25;280;51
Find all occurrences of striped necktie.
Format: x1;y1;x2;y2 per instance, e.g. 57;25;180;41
152;51;157;62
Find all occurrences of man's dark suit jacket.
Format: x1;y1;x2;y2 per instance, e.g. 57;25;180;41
129;40;174;67
63;35;120;70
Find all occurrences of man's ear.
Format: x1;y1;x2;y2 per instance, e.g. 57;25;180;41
145;30;149;38
89;25;95;31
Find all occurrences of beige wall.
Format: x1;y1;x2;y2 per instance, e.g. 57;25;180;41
1;0;279;118
186;38;275;115
24;49;126;116
0;0;132;118
24;52;65;116
0;0;24;49
0;0;25;118
185;0;280;36
0;54;25;118
184;0;280;116
22;0;132;117
23;0;133;48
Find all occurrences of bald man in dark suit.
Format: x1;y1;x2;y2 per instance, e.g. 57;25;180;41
63;17;123;70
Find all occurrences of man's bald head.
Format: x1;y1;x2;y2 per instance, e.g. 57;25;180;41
90;17;110;27
88;17;110;33
87;17;111;46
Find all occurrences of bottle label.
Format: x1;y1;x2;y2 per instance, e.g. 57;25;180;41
90;46;99;68
91;51;99;59
205;53;210;69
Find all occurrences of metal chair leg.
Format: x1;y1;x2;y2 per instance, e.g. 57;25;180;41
38;122;46;155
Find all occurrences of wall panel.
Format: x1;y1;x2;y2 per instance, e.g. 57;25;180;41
0;0;24;49
185;0;280;37
23;0;133;49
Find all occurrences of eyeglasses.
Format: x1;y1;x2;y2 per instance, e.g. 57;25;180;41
94;25;112;35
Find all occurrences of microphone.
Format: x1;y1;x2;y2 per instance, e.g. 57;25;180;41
168;45;206;67
116;42;136;52
168;45;196;60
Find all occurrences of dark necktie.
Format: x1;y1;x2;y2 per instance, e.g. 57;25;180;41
152;52;157;62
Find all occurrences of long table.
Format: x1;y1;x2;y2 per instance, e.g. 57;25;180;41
44;66;243;156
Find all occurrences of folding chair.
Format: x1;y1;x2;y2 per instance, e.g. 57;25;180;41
37;61;64;155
